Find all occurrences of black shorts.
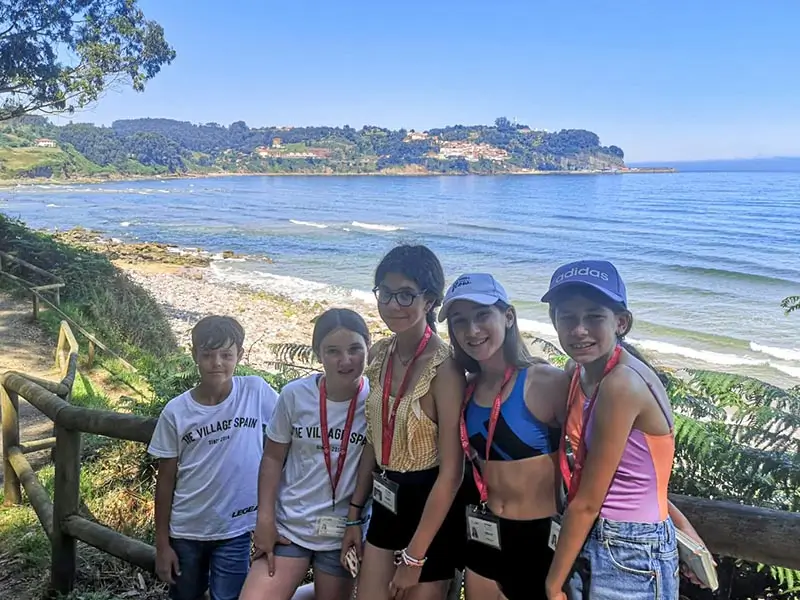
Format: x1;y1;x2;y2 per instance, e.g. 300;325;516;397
464;512;554;600
366;466;469;583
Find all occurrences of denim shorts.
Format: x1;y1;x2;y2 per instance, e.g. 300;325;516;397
566;517;679;600
169;531;251;600
274;541;350;579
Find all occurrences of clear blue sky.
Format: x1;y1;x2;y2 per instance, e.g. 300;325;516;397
63;0;800;162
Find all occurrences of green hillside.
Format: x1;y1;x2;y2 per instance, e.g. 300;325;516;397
0;115;628;180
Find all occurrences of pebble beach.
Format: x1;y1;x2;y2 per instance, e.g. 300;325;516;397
121;262;392;371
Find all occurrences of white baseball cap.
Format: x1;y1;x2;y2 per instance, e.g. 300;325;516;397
438;273;510;322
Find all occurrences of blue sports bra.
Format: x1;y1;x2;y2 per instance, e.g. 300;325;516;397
464;369;557;461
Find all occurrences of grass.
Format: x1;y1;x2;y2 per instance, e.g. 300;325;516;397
0;146;64;171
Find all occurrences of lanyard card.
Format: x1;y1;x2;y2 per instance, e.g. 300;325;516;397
372;472;399;514
548;514;562;551
466;504;502;550
315;515;346;538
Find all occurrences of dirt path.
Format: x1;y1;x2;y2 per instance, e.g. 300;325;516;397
0;292;59;482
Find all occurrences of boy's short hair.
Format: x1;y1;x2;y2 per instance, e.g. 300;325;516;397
191;315;245;352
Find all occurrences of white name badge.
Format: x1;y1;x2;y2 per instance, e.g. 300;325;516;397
372;473;399;514
315;515;346;538
548;518;562;551
466;505;501;550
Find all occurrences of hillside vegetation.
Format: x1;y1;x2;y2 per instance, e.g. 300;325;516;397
0;115;626;179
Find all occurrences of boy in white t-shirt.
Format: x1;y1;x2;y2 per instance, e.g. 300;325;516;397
148;315;279;600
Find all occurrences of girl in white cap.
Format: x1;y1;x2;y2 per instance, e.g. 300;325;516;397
438;272;569;600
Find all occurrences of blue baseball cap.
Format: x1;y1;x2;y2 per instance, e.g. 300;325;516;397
540;260;627;306
438;273;509;322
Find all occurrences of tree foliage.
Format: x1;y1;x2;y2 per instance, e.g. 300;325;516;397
0;0;175;121
0;115;626;177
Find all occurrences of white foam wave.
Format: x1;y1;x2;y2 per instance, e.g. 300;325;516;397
120;221;131;227
750;342;800;362
517;318;558;338
351;221;404;232
46;203;59;208
290;219;328;229
209;264;375;306
627;338;763;366
517;320;799;380
773;363;800;379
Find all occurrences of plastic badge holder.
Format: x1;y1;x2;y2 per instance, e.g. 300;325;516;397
676;529;719;591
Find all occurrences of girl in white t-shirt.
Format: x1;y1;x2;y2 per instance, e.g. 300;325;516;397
240;308;372;600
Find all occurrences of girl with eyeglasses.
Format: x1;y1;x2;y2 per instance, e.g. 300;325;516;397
341;244;468;600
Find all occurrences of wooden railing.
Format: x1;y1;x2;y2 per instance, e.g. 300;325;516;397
0;250;136;372
1;366;157;595
0;250;65;320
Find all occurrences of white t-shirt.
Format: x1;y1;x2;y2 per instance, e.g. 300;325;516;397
266;373;370;551
147;375;279;541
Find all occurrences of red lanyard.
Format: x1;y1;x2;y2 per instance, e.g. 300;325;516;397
319;376;364;509
380;326;433;467
558;345;622;503
459;366;516;503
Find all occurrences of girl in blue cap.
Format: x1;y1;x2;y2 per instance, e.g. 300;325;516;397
540;260;712;600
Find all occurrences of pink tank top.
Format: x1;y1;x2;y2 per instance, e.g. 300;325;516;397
569;363;675;523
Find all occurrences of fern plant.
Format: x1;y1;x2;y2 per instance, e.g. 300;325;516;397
783;295;800;315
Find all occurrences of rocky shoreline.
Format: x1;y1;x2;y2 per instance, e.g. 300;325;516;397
50;227;259;268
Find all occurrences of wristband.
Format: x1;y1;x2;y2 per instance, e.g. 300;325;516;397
345;517;367;527
394;547;427;567
349;501;365;509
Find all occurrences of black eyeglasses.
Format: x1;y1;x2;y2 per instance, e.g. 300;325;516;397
373;286;426;308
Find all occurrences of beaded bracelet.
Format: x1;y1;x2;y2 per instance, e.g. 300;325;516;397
345;517;367;527
400;548;427;567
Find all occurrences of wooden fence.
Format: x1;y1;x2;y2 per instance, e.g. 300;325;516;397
0;249;136;372
0;250;65;320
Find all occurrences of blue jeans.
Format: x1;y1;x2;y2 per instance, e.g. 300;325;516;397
566;517;679;600
169;531;251;600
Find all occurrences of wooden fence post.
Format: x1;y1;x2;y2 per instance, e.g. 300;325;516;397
1;386;21;505
50;425;81;594
87;341;95;369
32;293;39;320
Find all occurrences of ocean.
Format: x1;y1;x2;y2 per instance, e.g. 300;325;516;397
1;172;799;387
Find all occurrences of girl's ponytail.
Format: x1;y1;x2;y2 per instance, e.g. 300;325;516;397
426;308;438;333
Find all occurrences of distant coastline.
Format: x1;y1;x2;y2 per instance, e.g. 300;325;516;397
0;166;677;187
